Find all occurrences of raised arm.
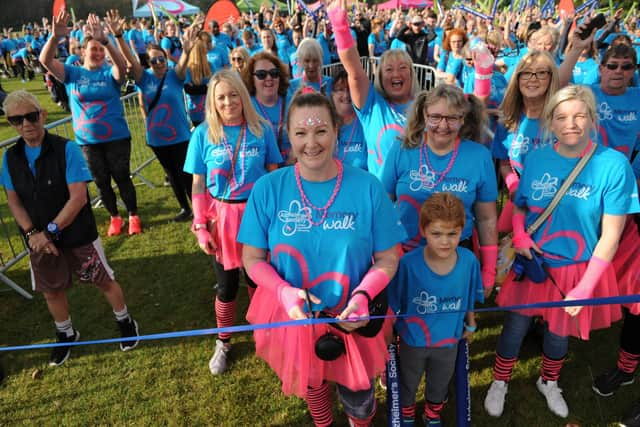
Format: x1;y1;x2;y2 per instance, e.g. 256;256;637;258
558;19;596;88
105;9;143;83
326;0;370;109
39;8;69;83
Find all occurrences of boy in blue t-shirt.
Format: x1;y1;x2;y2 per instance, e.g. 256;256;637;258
389;192;483;426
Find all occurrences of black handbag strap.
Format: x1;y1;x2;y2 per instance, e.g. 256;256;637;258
147;72;167;114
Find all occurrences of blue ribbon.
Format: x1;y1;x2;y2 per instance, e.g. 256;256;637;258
1;294;639;352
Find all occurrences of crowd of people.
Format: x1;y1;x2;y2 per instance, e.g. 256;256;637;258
1;1;640;425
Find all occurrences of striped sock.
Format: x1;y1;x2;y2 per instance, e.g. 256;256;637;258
347;401;376;427
113;305;130;322
401;404;416;424
617;349;640;374
423;401;444;420
215;298;235;342
54;318;74;337
541;353;565;382
493;354;518;382
306;382;333;427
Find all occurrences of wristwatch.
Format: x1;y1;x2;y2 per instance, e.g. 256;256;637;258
47;222;61;240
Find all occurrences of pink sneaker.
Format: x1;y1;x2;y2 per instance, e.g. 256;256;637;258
107;216;124;236
128;215;142;235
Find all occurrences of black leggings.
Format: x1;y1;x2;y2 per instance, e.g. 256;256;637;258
213;260;257;302
151;142;192;211
621;310;640;354
80;138;138;217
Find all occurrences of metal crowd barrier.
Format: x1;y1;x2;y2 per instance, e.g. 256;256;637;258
0;92;155;299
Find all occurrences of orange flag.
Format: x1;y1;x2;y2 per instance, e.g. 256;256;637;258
53;0;66;16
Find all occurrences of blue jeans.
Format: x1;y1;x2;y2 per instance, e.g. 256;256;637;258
496;312;568;359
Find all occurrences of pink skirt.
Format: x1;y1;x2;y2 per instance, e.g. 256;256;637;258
246;286;391;398
497;199;514;233
207;198;246;270
612;217;640;315
496;262;622;340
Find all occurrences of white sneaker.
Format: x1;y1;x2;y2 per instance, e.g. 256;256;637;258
208;339;230;375
484;380;508;417
536;377;569;418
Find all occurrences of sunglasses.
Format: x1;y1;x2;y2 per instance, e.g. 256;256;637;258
7;111;40;126
253;68;280;80
231;57;244;62
604;62;635;71
149;56;166;65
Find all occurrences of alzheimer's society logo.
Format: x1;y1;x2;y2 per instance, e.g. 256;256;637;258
278;200;312;236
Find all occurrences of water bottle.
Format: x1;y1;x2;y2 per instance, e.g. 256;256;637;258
472;42;494;98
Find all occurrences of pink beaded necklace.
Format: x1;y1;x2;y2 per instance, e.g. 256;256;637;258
255;97;283;143
221;123;247;192
294;160;344;226
420;136;460;189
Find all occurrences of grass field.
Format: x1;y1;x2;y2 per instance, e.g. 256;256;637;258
0;78;636;427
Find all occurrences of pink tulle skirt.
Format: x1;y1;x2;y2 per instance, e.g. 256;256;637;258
496;262;622;340
246;286;391;398
208;199;246;270
612;217;640;315
497;199;514;233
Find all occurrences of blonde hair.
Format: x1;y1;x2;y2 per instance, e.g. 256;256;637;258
529;26;558;52
187;39;212;86
500;51;559;132
374;49;419;101
3;90;42;116
297;37;323;63
205;70;267;144
541;85;597;142
403;84;487;148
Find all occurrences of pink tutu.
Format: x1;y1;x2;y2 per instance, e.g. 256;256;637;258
246;286;390;398
496;262;622;340
497;199;514;233
208;199;246;270
612;217;640;315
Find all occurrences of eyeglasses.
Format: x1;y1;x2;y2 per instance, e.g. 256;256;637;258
426;114;463;126
149;56;166;65
411;22;424;26
518;70;551;80
604;62;635;71
231;57;244;62
7;111;40;126
253;68;280;80
465;57;473;62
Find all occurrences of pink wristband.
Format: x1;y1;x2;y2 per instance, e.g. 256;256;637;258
327;7;355;51
512;213;535;250
567;256;611;300
505;172;519;194
479;245;498;289
192;193;209;226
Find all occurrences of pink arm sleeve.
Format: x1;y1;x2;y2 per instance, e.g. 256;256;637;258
248;261;301;312
327;6;355;51
479;245;498;289
566;256;610;300
512;212;535;250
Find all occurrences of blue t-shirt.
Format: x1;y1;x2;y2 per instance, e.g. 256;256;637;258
335;117;367;170
592;85;640;159
160;36;182;61
207;46;230;73
389;247;483;348
572;58;599;85
64;64;130;145
184;70;209;124
237;165;407;312
633;153;640;179
515;144;640;267
367;32;388;56
136;69;191;147
316;33;335;65
65;54;81;66
251;96;290;161
1;141;92;190
356;83;411;179
184;122;282;200
288;46;302;78
213;33;234;52
390;38;407;51
127;28;146;54
437;52;464;86
492;115;547;174
381;139;498;247
287;75;333;100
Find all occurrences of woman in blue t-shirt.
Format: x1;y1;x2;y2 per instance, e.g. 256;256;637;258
123;21;200;223
185;37;213;127
492;51;560;233
184;70;282;376
367;18;388;57
436;28;468;87
238;91;405;426
242;51;291;163
39;9;141;237
484;85;640;419
381;84;498;294
330;68;367;170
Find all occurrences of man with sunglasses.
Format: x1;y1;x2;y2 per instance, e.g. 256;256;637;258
394;14;437;66
0;91;140;367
